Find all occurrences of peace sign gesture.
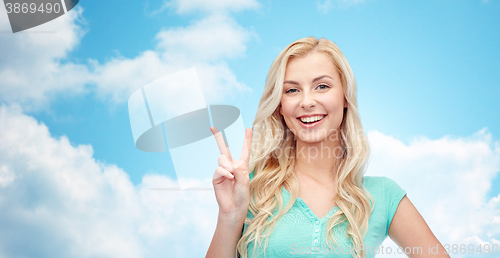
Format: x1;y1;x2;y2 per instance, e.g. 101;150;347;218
210;127;252;221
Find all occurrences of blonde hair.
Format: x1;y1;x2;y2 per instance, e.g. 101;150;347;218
237;37;374;258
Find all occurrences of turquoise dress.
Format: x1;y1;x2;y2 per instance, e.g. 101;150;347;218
242;171;407;257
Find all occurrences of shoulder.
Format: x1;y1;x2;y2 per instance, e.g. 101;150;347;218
363;176;408;234
362;176;407;212
363;176;405;192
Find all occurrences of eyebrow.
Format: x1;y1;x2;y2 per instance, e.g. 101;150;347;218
283;75;333;85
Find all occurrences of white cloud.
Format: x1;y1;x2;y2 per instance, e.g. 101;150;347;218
136;175;218;256
156;15;251;62
157;0;260;15
0;104;143;257
0;6;254;110
0;105;219;258
317;0;368;13
317;0;334;14
367;129;500;257
0;6;91;110
91;15;254;105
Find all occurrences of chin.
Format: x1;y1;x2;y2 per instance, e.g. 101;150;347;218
296;132;327;143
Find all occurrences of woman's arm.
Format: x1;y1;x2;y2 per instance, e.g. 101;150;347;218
388;196;451;258
206;127;252;258
206;213;245;258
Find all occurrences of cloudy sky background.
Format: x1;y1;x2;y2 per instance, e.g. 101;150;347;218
0;0;499;257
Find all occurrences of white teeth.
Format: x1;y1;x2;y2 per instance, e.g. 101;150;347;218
300;115;324;123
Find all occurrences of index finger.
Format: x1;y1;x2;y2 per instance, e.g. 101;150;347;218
239;128;252;163
210;127;233;161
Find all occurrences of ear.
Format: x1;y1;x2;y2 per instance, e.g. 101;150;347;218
344;98;348;108
279;104;282;115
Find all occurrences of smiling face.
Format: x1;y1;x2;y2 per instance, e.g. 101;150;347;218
280;51;347;144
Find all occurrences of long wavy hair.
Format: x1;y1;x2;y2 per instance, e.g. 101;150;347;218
236;37;374;258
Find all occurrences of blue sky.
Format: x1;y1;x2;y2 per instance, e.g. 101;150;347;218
28;0;500;185
1;0;499;257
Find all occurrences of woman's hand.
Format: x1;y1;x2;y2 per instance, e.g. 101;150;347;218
210;127;252;222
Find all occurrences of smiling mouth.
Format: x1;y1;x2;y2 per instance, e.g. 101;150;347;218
297;115;326;124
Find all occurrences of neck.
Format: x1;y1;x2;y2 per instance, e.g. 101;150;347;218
294;135;343;183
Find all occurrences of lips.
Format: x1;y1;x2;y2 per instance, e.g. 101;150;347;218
296;114;327;128
299;115;325;123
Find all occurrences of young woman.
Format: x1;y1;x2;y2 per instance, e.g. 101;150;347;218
206;37;449;258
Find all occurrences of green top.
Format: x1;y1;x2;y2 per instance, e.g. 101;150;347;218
242;171;407;257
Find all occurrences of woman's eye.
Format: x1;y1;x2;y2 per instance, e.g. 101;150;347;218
317;84;330;90
285;88;298;93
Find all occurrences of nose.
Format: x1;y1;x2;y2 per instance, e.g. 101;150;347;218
300;91;316;109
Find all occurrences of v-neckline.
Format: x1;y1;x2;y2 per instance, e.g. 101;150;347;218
282;186;340;223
